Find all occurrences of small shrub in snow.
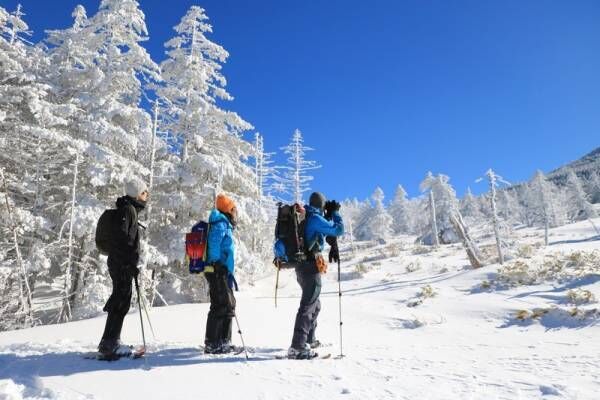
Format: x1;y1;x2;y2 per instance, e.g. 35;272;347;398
497;261;536;286
516;244;536;259
480;280;492;290
412;245;433;255
408;285;438;307
419;284;437;299
405;260;421;273
383;242;404;257
354;263;369;274
566;289;596;305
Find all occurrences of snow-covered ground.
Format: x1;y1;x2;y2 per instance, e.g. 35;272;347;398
1;219;600;400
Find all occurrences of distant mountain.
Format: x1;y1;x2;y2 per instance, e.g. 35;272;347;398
503;146;600;203
549;147;600;179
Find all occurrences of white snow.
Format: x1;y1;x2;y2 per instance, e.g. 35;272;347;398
1;219;599;400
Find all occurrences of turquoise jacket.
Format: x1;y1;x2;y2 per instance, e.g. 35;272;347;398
206;209;235;277
304;204;344;253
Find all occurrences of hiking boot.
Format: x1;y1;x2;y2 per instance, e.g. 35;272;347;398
98;339;132;358
219;340;235;354
98;338;118;356
287;344;317;360
204;342;223;354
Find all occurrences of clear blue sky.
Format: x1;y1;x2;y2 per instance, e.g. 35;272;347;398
4;0;600;202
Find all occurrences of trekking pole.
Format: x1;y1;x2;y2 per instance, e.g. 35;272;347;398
274;261;281;308
337;258;344;358
134;276;147;351
140;289;157;340
233;314;249;360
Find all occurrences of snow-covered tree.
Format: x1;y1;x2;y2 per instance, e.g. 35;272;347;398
496;188;523;226
0;4;82;328
527;171;563;245
460;187;485;225
584;170;600;204
388;184;412;234
563;168;597;222
419;172;460;243
280;129;321;203
254;132;283;203
355;187;393;242
148;6;270;302
478;169;509;264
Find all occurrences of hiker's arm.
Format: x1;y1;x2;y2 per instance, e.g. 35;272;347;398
207;222;226;264
119;206;138;266
314;212;344;237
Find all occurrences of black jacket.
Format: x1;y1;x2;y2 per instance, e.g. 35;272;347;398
111;196;145;267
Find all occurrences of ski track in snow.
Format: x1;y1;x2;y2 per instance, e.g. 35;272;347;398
1;220;600;399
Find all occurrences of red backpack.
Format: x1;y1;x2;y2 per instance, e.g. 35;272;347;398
186;221;210;273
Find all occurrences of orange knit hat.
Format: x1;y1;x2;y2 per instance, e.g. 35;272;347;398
216;193;236;214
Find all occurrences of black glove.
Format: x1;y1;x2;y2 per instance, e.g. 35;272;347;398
326;236;339;263
324;200;341;220
127;265;140;278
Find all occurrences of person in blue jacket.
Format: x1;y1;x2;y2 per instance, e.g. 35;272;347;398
204;193;238;354
288;192;344;359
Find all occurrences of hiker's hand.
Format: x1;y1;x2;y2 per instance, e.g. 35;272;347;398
128;265;140;278
326;236;339;263
328;245;339;264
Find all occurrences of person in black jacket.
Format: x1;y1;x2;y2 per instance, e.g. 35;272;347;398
98;178;148;358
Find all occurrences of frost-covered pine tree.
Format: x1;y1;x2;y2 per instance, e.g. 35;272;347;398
527;170;563;245
0;4;83;328
40;0;162;318
563;168;597;222
584;170;600;204
496;188;523;226
460;187;485;225
419;172;460;244
280;129;321;204
388;184;412;234
149;6;269;302
478;169;510;264
254;132;283;203
355;187;393;243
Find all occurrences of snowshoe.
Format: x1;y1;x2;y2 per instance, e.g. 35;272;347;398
286;345;318;360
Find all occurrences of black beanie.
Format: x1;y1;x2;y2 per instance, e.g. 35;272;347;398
309;192;326;210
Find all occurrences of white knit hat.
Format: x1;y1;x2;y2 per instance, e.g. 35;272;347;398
125;178;148;198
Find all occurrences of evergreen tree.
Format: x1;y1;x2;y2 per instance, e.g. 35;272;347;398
388;184;411;234
355;187;393;242
564;168;597;222
280;129;320;203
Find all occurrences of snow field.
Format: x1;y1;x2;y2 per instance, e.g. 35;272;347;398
1;219;600;399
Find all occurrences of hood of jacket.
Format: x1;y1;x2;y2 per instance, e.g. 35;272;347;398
209;208;233;228
116;195;146;212
304;204;324;217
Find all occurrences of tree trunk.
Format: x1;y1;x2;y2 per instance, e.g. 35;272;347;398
429;191;439;247
450;212;484;268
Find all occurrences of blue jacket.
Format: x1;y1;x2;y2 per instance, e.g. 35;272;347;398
207;209;235;276
304;204;344;253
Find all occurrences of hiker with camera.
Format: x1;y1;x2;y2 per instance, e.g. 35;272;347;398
97;179;148;359
287;192;344;359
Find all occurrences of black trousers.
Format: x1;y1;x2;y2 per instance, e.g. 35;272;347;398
205;265;236;345
101;257;133;343
291;263;322;349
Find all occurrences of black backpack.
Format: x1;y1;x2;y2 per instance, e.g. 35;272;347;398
95;209;121;256
273;203;307;269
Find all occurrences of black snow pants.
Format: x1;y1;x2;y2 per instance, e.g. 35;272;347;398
205;265;236;346
101;257;134;343
291;262;322;349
